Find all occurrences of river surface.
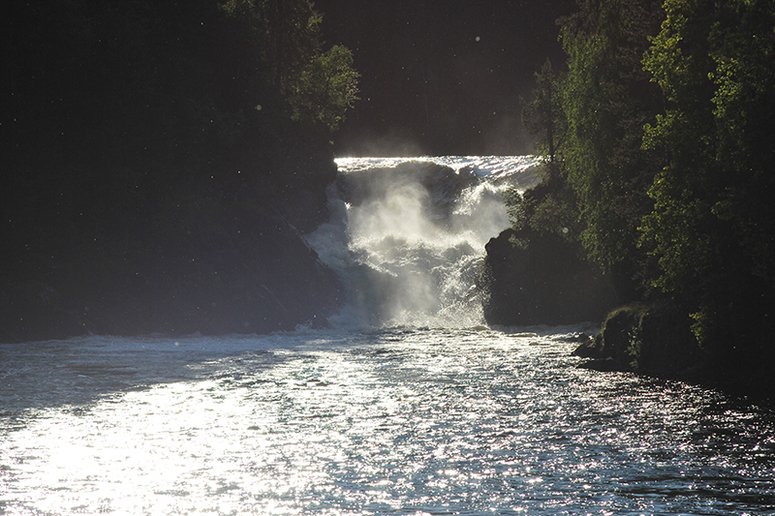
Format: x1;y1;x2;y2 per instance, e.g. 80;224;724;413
2;157;775;515
2;328;775;515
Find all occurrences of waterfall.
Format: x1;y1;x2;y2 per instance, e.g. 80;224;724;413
305;156;541;328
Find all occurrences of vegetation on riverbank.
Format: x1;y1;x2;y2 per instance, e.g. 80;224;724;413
2;0;358;341
507;0;775;399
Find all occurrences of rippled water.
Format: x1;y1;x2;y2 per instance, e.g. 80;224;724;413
2;327;774;515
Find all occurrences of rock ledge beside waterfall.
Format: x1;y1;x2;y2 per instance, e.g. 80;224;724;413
480;227;620;327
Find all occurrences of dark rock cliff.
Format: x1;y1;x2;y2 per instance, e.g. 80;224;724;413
1;0;349;343
573;303;706;379
479;227;620;327
574;302;775;404
1;135;344;343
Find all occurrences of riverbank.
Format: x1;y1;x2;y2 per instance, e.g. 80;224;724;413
481;218;775;406
573;302;775;406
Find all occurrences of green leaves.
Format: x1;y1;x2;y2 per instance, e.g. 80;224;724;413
220;0;359;132
513;0;774;367
511;0;666;282
637;0;775;355
640;0;775;295
521;59;563;162
289;45;360;133
556;0;665;272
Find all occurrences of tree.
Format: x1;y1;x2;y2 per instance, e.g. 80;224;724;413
514;57;579;241
557;0;665;274
640;0;717;297
641;0;775;352
510;0;775;388
220;0;321;91
289;45;360;133
220;0;359;131
708;0;775;287
521;58;564;163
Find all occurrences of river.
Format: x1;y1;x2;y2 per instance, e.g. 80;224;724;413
1;157;774;515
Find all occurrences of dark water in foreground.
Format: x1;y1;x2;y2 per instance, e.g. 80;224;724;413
2;327;774;515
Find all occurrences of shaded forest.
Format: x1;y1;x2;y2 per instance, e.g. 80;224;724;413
508;0;775;397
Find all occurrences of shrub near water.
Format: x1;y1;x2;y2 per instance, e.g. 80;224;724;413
575;302;705;381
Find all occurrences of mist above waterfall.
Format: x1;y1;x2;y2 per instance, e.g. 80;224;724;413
305;156;540;328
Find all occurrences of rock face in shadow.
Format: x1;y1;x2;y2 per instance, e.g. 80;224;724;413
1;204;344;343
0;135;344;343
574;301;775;406
1;0;350;343
480;227;620;326
573;303;706;381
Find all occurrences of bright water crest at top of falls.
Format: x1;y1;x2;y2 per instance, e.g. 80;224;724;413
2;156;775;516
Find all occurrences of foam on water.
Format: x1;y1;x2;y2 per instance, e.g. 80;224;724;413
334;155;541;183
306;156;542;329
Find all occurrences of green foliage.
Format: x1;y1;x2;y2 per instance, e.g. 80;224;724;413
511;0;665;294
289;45;360;132
514;59;575;242
505;163;581;241
557;0;665;273
640;0;775;319
220;0;323;92
640;0;717;297
511;0;775;384
708;0;775;284
220;0;359;132
689;309;711;347
503;186;525;227
521;59;565;161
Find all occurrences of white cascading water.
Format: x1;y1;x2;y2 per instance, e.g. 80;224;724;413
305;156;541;328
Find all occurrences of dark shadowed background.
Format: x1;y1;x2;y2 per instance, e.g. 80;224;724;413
314;0;578;156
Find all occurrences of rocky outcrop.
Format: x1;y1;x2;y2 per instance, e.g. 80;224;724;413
480;227;619;326
263;133;339;234
0;127;345;344
574;302;707;381
0;201;344;342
